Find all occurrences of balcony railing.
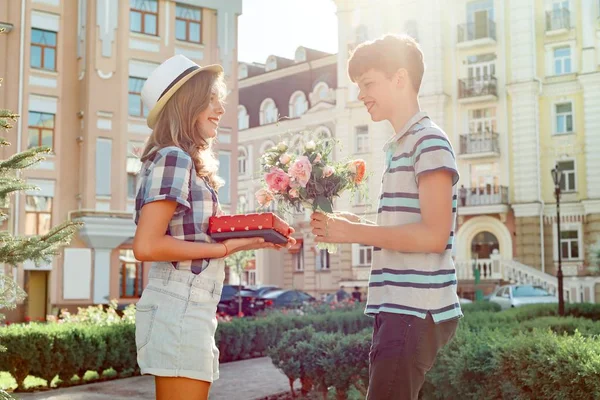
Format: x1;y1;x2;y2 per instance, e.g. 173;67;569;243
458;76;497;99
458;185;509;207
546;9;571;31
457;20;496;43
459;132;500;156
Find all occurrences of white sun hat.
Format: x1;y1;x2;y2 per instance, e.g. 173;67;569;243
141;54;223;129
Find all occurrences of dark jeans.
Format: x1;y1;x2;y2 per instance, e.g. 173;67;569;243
366;312;459;400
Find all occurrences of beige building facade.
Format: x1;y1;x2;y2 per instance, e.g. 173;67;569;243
0;0;242;322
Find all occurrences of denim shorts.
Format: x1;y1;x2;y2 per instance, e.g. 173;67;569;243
135;261;225;382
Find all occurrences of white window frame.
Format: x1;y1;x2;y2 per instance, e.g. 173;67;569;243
290;134;304;156
553;222;583;261
545;40;576;77
238;146;248;177
265;56;277;72
556;158;577;192
553;46;572;75
553;100;574;134
316;249;330;270
355;125;369;154
289;90;308;118
260;140;276;155
237;105;249;130
294;244;304;271
468;107;497;133
259;98;278;125
352;243;373;267
295;47;306;63
311;82;330;107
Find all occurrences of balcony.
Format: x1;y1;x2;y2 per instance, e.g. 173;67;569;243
459;132;500;159
458;185;510;216
546;9;571;34
458;76;498;103
457;20;496;48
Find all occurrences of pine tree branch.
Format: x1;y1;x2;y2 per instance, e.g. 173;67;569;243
0;220;83;266
0;146;50;174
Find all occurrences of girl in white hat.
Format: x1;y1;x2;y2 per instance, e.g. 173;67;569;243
132;55;293;400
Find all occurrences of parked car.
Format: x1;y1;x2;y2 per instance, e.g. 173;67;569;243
253;289;315;312
246;284;280;297
218;285;257;316
488;284;558;310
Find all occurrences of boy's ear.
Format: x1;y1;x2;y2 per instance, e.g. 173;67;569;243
394;68;409;89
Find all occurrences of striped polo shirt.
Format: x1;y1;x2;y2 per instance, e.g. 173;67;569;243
365;111;463;323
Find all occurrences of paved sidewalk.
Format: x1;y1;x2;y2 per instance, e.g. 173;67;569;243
13;357;297;400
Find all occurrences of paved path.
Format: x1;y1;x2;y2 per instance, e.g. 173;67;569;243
13;357;298;400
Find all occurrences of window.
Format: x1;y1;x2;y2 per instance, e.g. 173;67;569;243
295;47;307;63
175;4;202;43
355;125;369;153
555;102;573;134
28;111;55;150
468;108;496;133
238;106;249;130
289;91;307;118
218;152;231;204
293;243;304;271
352;244;373;266
316;249;330;270
238;147;247;176
25;195;52;235
31;28;57;71
557;160;576;192
313;82;329;103
260;98;278;125
266;56;277;72
130;0;158;36
119;249;144;298
238;64;248;80
554;47;571;75
560;230;580;260
127;141;144;199
96;138;112;196
238;195;248;213
129;77;148;117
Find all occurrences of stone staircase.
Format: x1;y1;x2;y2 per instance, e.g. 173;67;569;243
455;253;600;303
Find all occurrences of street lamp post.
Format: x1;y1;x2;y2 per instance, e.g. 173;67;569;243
551;164;565;316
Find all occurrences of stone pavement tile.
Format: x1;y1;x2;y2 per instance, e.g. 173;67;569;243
13;357;298;400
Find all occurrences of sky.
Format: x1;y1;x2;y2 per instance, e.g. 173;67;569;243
238;0;339;64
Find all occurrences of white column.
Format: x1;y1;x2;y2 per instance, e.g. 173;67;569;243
581;0;597;73
93;248;111;304
578;73;600;199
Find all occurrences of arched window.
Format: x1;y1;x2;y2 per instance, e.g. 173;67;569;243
289;91;308;118
290;134;304;156
265;56;277;72
260;98;278;125
238;146;248;176
295;47;307;63
314;82;329;101
238;105;249;130
238;64;248;80
313;126;333;151
260;140;276;155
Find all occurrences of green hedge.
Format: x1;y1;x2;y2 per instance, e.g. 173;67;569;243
267;303;600;399
0;308;371;390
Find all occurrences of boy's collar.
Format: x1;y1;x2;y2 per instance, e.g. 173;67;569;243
382;111;429;152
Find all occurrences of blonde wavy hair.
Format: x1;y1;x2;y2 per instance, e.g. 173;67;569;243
141;70;227;190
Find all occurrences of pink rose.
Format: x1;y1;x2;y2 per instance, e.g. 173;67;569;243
265;167;290;192
288;156;312;188
279;153;291;165
323;165;335;177
289;188;299;198
255;189;274;207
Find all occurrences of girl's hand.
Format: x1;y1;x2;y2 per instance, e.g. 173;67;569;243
334;211;361;223
222;237;277;255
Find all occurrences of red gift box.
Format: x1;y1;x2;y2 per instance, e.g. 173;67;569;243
208;213;291;244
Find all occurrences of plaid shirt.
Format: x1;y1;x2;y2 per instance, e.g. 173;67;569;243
134;146;222;274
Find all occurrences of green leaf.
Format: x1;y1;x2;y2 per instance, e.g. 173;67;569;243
315;196;333;213
313;167;323;180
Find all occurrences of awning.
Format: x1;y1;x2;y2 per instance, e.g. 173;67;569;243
288;238;303;254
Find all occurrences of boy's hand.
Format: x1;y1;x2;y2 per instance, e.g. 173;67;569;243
310;212;353;244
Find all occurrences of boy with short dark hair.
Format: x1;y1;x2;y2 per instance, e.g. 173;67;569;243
310;34;461;399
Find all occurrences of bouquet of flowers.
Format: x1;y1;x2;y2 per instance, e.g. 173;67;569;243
256;138;366;253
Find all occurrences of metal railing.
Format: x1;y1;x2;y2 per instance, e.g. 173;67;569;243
459;132;500;155
458;76;498;99
458;185;509;207
546;8;571;31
